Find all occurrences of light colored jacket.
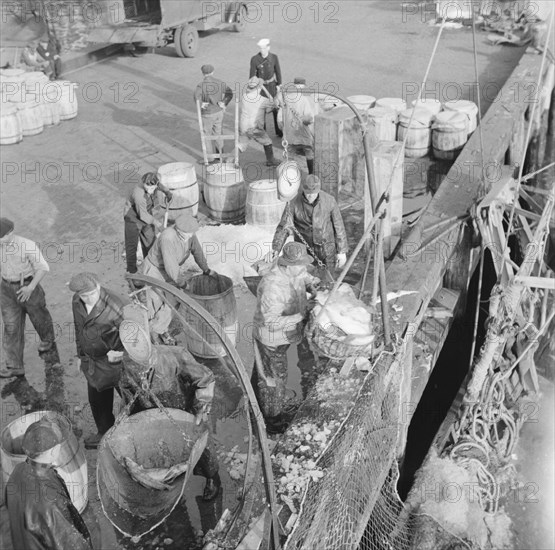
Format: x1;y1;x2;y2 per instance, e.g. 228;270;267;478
253;263;316;347
240;87;273;133
278;85;321;146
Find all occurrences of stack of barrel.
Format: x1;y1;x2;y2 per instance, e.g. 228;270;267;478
0;68;79;147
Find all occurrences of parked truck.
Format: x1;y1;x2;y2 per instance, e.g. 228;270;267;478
87;0;248;57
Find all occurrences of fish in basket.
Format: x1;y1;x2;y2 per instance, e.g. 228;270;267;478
306;283;376;361
97;408;208;539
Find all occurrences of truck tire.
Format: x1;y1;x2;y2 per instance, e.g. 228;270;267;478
176;24;199;58
233;5;247;32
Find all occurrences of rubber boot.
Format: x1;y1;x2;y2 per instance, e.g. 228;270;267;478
306;158;314;174
273;109;283;137
264;145;281;167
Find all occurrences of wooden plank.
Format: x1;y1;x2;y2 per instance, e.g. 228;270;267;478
314;106;366;200
372;141;404;257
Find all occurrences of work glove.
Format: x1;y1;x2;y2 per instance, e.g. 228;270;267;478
263;250;278;263
164;191;173;203
203;269;217;278
195;401;211;425
336;253;347;269
302;116;313;126
107;350;124;363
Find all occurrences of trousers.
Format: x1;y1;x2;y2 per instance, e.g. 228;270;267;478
0;279;55;369
202;110;225;155
87;383;121;435
124;218;156;274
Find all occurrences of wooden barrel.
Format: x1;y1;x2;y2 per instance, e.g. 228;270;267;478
97;408;207;538
1;411;88;513
376;97;406;114
22;71;49;96
157;162;199;220
42;81;78;121
316;93;339;111
366;106;397;144
246;179;287;231
443;100;478;136
185;273;238;358
14;98;44;136
203;163;246;223
0;103;23;145
347;95;376;112
40;98;61;126
398;108;433;158
0;68;25;101
411;98;442;116
432;111;468;160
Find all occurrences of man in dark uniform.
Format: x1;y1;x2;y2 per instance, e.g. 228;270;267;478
249;38;283;138
37;34;62;80
5;416;93;550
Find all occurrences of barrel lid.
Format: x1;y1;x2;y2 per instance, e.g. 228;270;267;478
316;94;338;110
432;111;468;129
443;100;478;114
411;98;442;114
399;108;434;126
119;320;152;366
375;98;406;112
367;106;397;119
249;179;278;190
158;161;194;177
2;103;18;115
347;95;376;108
0;68;25;79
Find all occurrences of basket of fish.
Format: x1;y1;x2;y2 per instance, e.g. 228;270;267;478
306;283;376;361
97;408;208;539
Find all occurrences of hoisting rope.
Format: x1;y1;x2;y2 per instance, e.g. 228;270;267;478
500;9;554;280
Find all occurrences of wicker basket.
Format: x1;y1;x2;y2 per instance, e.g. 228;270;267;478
305;313;375;361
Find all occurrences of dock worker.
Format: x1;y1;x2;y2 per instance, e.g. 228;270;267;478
238;76;281;167
271;175;348;277
0;218;56;379
252;242;320;433
140;211;215;344
277;77;320;174
5;416;93;550
193;65;234;161
21;34;62;80
70;272;128;450
123;172;173;275
249;38;283;137
119;328;221;500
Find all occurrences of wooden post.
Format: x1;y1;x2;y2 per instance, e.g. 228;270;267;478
314;106;366;200
371;141;404;257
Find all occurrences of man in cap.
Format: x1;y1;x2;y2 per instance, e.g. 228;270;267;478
140;211;215;344
252;242;320;432
193;65;234;161
0;218;56;378
123;171;173;275
249;38;283;137
277;77;320;174
70;272;128;449
238;76;281;166
271;175;348;277
5;416;93;550
119;324;221;500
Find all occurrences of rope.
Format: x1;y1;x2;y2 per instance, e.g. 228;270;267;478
471;8;487;197
501;9;554;279
519;161;555;183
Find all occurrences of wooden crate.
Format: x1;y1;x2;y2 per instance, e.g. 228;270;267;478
314;106;366;200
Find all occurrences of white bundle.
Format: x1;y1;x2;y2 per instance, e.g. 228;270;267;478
312;284;374;345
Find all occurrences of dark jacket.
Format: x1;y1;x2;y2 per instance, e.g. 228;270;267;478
123;184;171;228
272;191;348;259
72;287;128;391
193;75;233;115
249;52;281;98
5;461;92;550
120;346;215;415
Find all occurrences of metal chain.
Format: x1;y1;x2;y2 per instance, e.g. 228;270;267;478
291;225;326;269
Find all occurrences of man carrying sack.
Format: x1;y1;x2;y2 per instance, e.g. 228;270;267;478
252;242;319;433
70;272;128;449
